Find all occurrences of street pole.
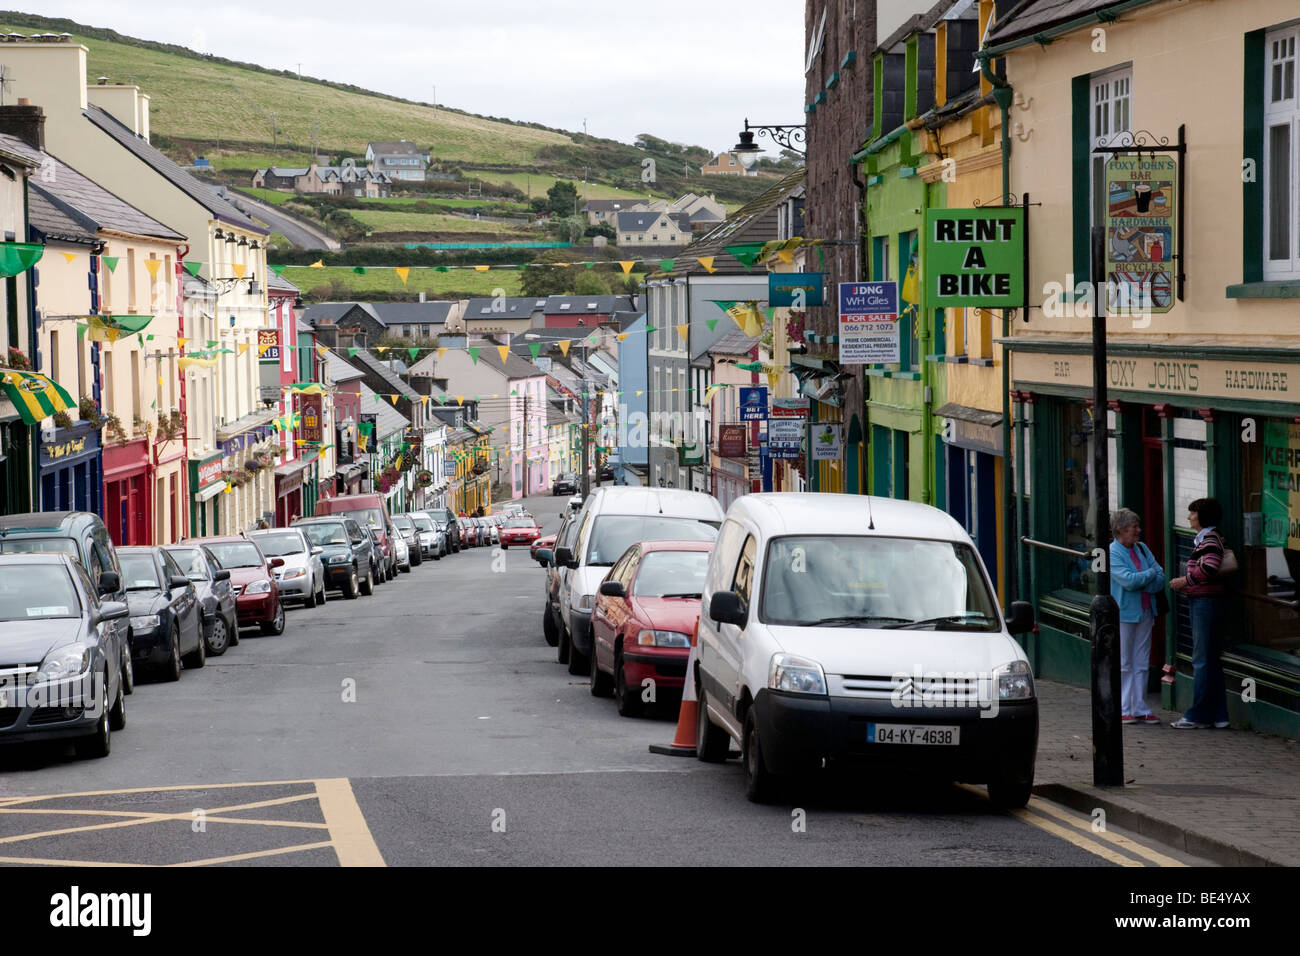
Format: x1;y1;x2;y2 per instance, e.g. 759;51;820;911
580;344;590;499
1089;225;1123;787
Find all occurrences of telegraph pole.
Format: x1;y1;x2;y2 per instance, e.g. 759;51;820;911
580;343;590;499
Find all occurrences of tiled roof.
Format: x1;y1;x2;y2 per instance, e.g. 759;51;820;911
323;350;365;383
542;294;641;315
987;0;1134;44
302;302;382;326
368;141;425;156
674;168;806;273
368;301;454;325
350;349;420;399
464;296;545;319
360;385;410;439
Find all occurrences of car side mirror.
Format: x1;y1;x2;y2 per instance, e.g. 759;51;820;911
1005;601;1035;635
536;548;553;566
270;557;286;569
709;590;747;627
97;570;120;595
599;580;626;598
311;546;323;556
95;600;130;623
553;546;576;569
214;569;231;582
169;574;191;591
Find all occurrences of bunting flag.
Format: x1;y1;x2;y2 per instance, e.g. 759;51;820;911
617;332;628;342
309;260;325;268
316;345;328;357
357;422;373;452
394;267;410;285
468;347;480;365
726;301;765;339
558;340;571;357
658;259;675;273
178;356;218;371
645;324;657;332
237;343;250;356
376;346;390;355
456;395;465;406
183;261;203;278
675;323;689;344
901;256;920;305
348;347;359;358
144;259;162;279
178;337;188;347
776;249;795;265
437;347;448;361
61;252;78;265
102;256;119;273
497;345;510;363
408;347;419;361
618;261;635;274
702;383;729;405
723;243;763;268
474;265;490;272
76;322;87;340
352;266;367;275
706;319;719;331
269;263;287;276
420;396;429;405
528;343;540;359
696;256;716;274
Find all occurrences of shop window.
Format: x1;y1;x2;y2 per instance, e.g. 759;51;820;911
1173;414;1209;512
1054;401;1118;593
1239;417;1300;667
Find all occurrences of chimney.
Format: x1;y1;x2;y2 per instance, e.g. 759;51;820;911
418;291;426;303
0;99;46;150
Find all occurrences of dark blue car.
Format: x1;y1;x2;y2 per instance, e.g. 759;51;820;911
117;547;205;681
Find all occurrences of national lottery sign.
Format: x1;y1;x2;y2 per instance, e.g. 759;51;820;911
838;282;899;364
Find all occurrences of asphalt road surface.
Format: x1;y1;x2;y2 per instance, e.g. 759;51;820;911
0;494;1208;867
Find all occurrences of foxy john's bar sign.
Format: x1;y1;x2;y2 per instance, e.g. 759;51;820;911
923;208;1025;309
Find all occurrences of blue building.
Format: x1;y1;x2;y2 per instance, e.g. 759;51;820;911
615;312;647;485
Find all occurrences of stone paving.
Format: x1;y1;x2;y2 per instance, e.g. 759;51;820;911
1034;679;1300;866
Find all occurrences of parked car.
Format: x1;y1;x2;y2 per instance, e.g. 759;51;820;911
591;539;713;717
552;472;579;496
407;512;445;560
393;529;412;573
246;528;326;608
459;517;479;548
499;516;541;549
536;512;577;649
532;533;557;565
293;517;375;598
426;507;460;553
392;514;422;567
314;494;398;580
553;487;723;676
364;526;389;582
192;537;286;636
0;511;134;695
0;553;127;757
118;546;206;680
163;543;238;656
694;493;1038;807
598;463;616;482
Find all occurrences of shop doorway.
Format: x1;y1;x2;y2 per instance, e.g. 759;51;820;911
1142;407;1166;672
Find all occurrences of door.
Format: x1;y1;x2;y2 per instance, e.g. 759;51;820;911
162;550;199;652
715;534;757;717
1142;411;1166;671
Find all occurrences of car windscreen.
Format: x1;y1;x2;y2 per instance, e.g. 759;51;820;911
166;548;211;582
632;550;710;598
584;516;719;567
0;537;80;559
0;565;81;621
249;532;305;557
206;542;266;569
392;516;414;532
119;554;162;591
425;509;451;523
504;518;536;529
411;515;435;532
759;535;999;631
299;523;349;547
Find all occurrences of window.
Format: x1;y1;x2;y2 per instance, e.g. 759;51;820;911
731;535;757;611
49;328;59;388
127;248;137;312
1265;25;1300;279
1090;68;1133;255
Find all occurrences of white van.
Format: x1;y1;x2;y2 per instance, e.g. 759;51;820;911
694;493;1038;807
553;487;723;676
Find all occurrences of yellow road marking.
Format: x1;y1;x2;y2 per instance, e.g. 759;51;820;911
1010;807;1144;866
314;778;385;867
0;855;144;867
1027;797;1187;867
169;841;336;867
0;779;317;804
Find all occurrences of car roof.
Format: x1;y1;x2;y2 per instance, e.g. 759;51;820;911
725;493;968;542
586;487;724;519
118;546;162;554
637;539;715;554
246;527;303;536
0;511;95;533
180;535;256;544
0;552;77;565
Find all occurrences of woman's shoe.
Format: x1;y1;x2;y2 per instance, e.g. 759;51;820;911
1213;720;1230;729
1140;714;1161;724
1121;714;1137;724
1171;718;1210;729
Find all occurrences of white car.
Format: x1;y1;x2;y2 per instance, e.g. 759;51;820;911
394;533;411;573
409;511;445;560
694;493;1038;807
244;528;326;608
552;486;723;676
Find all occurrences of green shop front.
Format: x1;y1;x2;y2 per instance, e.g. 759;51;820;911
1010;341;1300;738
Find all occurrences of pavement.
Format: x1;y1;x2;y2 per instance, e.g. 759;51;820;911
1033;679;1300;866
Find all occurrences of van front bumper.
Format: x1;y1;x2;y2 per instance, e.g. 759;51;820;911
752;689;1038;782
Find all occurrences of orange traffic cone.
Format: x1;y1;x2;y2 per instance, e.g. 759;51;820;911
649;626;699;757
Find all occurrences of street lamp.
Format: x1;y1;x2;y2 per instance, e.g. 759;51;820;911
733;118;807;157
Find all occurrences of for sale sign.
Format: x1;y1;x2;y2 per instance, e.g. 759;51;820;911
838;282;899;364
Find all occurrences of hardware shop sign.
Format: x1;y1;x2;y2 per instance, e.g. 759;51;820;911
924;208;1024;309
838;282;899;364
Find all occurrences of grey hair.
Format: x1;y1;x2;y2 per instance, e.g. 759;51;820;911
1110;508;1141;535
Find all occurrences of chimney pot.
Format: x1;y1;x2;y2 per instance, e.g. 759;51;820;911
16;98;28;106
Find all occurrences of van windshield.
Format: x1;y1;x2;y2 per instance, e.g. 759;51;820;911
335;508;386;531
584;516;718;567
759;536;999;631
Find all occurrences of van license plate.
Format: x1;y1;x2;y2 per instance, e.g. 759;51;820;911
867;723;960;746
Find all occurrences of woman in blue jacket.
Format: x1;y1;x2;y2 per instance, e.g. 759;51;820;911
1109;508;1166;724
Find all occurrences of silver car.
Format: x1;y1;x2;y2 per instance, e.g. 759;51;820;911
0;553;128;758
408;511;445;560
245;528;326;608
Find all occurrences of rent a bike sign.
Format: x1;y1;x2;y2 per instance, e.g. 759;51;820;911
838;281;899;364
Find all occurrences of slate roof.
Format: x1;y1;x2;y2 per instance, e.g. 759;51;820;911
368;141;425;156
475;344;546;381
359;385;410;439
84;105;266;234
267;270;300;294
674;168;806;274
348;348;420;399
543;294;641;315
302;302;383;327
259;167;308;178
27;187;95;243
986;0;1135;44
583;199;647;213
616;210;683;233
464;296;546;320
368;301;454;326
323;350;365;384
707;330;763;356
0;133;183;242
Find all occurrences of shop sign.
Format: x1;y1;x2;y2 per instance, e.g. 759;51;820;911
767;418;803;459
444;460;458;477
811;422;842;461
768;272;824;308
300;393;323;443
258;329;280;361
718;425;747;458
678;441;705;467
838;282;899;364
1105;156;1177;315
942;418;1005;457
1262;421;1300;548
41;432;96;465
739;386;768;422
404;428;423;458
771;397;810;418
195;454;224;490
1016;352;1300;403
416;469;434;488
924;209;1024;308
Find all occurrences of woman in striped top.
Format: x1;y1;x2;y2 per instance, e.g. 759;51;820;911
1168;497;1231;729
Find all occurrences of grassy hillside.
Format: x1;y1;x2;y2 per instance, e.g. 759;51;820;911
287;267;525;300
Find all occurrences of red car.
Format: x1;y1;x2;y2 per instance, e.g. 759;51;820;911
589;539;713;717
499;516;541;549
458;517;479;547
532;533;556;564
186;536;286;635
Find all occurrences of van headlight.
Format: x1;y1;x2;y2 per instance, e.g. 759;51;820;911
769;653;827;695
996;660;1035;699
37;644;91;681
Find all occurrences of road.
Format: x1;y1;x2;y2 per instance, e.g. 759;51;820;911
0;495;1207;867
220;188;341;251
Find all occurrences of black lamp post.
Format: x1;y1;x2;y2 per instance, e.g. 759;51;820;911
733;118;807;156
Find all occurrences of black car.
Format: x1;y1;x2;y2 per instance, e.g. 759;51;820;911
293;517;375;599
365;527;388;584
164;544;239;656
552;473;578;496
425;507;460;553
598;463;615;482
117;546;206;681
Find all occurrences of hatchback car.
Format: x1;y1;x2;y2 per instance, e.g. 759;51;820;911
246;528;326;607
0;553;128;758
293;517;375;598
407;512;445;560
192;537;286;635
552;473;578;496
459;517;479;548
532;533;557;565
694;494;1038;807
391;514;422;568
163;544;239;656
118;546;206;680
591;539;713;717
499;516;540;549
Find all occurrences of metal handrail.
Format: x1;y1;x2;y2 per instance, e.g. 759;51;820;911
1021;536;1089;559
1238;589;1299;610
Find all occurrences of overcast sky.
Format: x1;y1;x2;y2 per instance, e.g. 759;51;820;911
32;1;806;154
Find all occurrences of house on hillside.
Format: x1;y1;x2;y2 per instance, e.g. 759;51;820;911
615;210;693;247
297;163;391;198
252;167;308;191
303;300;458;345
700;151;756;177
366;141;430;182
540;294;642;329
581;198;651;227
672;192;726;233
459;297;547;335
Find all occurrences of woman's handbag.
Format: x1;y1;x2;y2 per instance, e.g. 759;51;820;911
1219;547;1239;576
1154;589;1171;616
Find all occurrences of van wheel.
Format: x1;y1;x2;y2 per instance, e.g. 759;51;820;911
987;773;1034;810
743;711;778;803
696;688;730;762
543;603;558;647
614;649;644;718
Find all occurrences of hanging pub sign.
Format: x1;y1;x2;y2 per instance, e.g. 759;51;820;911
300;393;323;443
923;208;1025;309
1105;155;1177;315
718;425;747;458
838;282;899;364
258;329;280;361
768;273;824;308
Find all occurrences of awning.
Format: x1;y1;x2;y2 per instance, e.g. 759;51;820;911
0;368;76;425
216;407;280;442
934;402;1002;428
195;480;228;502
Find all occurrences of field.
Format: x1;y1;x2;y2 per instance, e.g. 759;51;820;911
350;209;541;236
242;187;296;205
462;170;667;204
283;266;524;299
